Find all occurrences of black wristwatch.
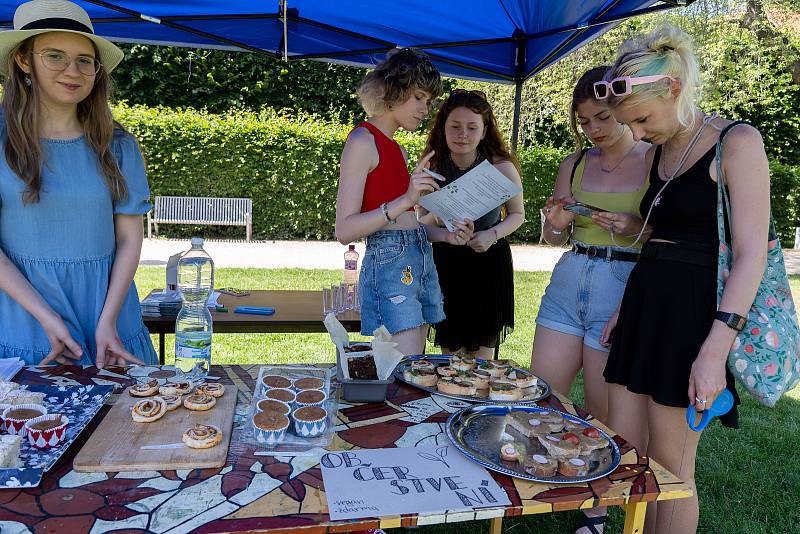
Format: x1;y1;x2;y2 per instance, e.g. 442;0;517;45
715;311;747;332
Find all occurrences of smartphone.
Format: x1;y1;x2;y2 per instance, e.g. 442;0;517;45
563;202;606;217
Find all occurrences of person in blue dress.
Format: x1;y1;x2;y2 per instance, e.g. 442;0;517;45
0;0;157;367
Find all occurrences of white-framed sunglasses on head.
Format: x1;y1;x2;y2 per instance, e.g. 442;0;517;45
593;74;677;100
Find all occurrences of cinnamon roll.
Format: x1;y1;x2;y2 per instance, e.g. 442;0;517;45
182;424;223;449
198;383;225;398
183;393;216;411
160;394;183;411
131;397;167;423
129;379;159;397
159;381;194;396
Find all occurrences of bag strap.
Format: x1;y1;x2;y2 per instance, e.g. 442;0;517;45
715;120;778;246
569;148;588;188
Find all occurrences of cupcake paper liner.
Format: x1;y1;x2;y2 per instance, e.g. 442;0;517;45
251;416;289;445
291;407;328;438
25;414;69;449
2;404;47;435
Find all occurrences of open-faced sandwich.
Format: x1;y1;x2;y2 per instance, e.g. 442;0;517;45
558;457;589;477
503;367;538;389
579;426;609;454
505;412;552;438
499;442;522;462
436;365;460;378
489;379;521;401
451;354;477;372
411;359;437;373
485;359;512;378
538;411;565;432
468;368;492;390
525;453;559;478
537;432;581;459
437;376;477;396
403;367;438;388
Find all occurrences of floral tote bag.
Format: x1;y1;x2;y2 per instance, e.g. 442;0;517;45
715;121;800;407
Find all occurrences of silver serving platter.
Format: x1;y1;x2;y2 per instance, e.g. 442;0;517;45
394;355;551;404
446;404;621;484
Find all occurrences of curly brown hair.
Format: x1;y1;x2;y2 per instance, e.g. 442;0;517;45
423;90;520;173
357;48;442;117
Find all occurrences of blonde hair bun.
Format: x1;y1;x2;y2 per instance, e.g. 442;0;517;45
609;23;700;131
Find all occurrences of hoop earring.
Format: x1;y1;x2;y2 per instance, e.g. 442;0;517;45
24;75;32;87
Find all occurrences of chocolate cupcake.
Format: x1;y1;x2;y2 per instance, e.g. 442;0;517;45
291;406;327;438
25;414;69;449
261;374;292;391
295;389;326;408
3;405;47;435
264;388;296;408
292;377;325;391
252;411;290;445
256;398;291;416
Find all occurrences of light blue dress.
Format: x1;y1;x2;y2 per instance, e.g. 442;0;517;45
0;116;157;365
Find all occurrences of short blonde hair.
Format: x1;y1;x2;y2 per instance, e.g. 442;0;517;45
357;48;442;118
607;24;700;132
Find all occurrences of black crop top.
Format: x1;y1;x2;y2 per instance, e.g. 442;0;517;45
640;144;719;245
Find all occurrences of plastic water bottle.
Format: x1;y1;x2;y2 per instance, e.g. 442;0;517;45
175;237;214;380
343;245;359;309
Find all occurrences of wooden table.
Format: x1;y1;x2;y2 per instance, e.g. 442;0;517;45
0;365;690;533
143;289;361;361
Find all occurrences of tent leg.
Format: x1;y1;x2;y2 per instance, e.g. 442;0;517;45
511;80;522;151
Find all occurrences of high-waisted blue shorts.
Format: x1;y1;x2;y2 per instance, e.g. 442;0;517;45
535;241;637;352
359;227;445;335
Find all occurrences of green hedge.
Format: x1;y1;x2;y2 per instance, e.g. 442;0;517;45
115;104;797;245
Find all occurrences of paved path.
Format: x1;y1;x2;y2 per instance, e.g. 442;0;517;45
140;238;800;274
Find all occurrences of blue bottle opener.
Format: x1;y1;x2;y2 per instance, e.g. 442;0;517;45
686;389;734;432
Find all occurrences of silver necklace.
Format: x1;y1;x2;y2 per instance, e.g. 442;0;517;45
599;141;638;173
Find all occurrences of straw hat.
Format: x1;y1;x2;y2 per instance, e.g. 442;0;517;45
0;0;124;76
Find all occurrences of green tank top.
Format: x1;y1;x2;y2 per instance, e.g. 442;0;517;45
570;151;647;249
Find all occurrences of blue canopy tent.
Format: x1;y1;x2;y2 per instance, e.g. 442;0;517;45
0;0;693;146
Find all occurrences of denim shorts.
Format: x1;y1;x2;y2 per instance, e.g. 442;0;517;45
535;241;637;352
359;227;445;335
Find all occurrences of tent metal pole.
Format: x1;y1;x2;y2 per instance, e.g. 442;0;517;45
512;80;522;151
280;0;288;61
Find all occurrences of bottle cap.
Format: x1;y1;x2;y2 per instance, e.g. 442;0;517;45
191;237;204;247
348;244;355;250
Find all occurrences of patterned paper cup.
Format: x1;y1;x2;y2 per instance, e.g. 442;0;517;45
294;389;327;409
291;376;325;392
2;404;47;435
255;398;291;416
291;406;327;438
264;388;296;409
25;414;69;449
251;411;290;445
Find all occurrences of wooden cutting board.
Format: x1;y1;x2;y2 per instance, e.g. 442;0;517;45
73;385;237;472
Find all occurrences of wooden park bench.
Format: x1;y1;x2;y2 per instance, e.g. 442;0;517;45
147;196;253;240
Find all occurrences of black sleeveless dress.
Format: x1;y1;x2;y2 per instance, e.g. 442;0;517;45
428;154;515;351
603;144;740;428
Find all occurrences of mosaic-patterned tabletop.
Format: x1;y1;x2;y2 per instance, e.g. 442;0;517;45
0;365;691;533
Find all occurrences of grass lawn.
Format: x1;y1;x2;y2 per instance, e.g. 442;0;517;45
135;267;800;534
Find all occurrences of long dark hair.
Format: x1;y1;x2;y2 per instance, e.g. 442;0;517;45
568;66;610;151
424;91;520;173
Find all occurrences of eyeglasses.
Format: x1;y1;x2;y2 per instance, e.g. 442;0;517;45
593;75;676;100
32;50;102;76
450;88;487;101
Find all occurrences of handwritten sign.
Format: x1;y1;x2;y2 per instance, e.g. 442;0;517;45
321;445;510;521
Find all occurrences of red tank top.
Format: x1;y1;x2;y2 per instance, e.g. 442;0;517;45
355;122;413;213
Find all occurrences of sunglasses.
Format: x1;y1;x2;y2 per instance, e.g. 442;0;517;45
450;88;487;101
593;75;676;100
